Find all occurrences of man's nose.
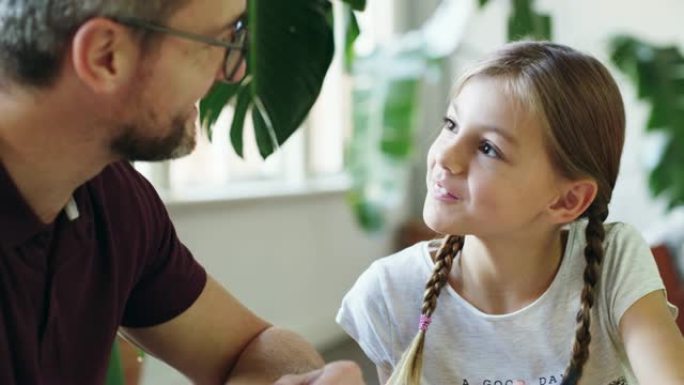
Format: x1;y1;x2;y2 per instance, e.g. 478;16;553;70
232;60;247;82
220;60;247;83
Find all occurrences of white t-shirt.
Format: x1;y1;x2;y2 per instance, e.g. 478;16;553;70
336;221;679;385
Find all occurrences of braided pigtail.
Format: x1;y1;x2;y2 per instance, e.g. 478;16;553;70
561;204;608;385
386;235;464;385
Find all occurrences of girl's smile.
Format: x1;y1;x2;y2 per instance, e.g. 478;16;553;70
431;181;460;202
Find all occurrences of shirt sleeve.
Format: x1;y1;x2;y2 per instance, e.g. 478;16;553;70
114;163;207;328
602;222;678;332
336;261;394;369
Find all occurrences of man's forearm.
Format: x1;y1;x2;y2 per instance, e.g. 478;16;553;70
225;326;325;384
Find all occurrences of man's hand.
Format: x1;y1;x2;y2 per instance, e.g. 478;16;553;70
273;361;365;385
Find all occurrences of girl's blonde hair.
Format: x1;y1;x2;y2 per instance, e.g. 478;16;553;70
388;41;625;385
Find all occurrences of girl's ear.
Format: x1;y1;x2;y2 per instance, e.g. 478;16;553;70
547;179;598;224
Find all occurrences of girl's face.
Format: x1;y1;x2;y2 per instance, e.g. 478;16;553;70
423;76;565;238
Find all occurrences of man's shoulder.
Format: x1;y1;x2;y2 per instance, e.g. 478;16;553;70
81;161;166;228
88;161;159;202
92;161;146;187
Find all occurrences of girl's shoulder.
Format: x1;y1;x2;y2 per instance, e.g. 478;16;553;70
342;241;438;305
568;220;646;250
566;220;656;289
368;241;435;283
604;221;643;242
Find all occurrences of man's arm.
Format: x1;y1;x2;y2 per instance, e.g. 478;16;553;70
121;275;328;384
224;327;325;384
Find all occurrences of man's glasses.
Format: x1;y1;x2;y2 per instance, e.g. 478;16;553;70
113;16;247;83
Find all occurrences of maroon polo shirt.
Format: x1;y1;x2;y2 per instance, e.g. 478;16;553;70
0;161;207;384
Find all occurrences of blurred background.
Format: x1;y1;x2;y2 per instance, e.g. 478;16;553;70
127;0;684;383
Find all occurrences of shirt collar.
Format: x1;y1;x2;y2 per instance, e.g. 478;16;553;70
0;161;51;248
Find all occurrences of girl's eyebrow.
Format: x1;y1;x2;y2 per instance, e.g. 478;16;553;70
450;103;519;146
483;125;519;147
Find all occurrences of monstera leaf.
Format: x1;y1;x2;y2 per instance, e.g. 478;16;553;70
199;0;365;159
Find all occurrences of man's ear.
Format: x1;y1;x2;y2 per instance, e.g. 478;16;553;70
70;18;138;93
547;179;598;224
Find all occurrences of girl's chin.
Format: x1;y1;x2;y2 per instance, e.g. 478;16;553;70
422;215;460;236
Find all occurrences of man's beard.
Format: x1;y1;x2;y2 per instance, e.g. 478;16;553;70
109;114;197;162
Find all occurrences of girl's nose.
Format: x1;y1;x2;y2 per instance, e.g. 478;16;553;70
434;139;467;176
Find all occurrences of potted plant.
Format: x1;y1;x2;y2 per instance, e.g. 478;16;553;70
199;0;365;158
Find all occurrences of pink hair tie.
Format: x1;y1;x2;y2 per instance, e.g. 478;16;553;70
419;315;432;331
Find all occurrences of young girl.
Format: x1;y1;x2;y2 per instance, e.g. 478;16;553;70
336;41;684;385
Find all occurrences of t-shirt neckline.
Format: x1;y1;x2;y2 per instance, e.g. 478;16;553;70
420;223;579;320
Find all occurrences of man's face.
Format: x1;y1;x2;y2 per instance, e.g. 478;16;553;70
110;0;247;161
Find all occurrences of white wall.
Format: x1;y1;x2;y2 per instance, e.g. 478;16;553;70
166;190;391;346
139;189;392;384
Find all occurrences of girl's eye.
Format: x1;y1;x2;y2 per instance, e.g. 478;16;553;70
479;141;502;159
442;117;457;132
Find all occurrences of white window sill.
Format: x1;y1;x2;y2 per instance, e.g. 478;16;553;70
157;173;351;208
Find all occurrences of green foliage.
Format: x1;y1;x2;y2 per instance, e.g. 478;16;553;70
199;0;340;159
341;0;367;11
508;0;552;41
347;191;385;232
229;81;253;158
198;0;367;159
610;36;684;209
344;8;361;72
477;0;552;41
199;82;240;142
347;63;422;230
105;342;124;385
381;79;419;158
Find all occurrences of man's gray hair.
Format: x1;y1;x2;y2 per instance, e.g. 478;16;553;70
0;0;189;87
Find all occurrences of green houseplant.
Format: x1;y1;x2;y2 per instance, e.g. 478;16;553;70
609;37;684;209
105;341;124;385
199;0;365;158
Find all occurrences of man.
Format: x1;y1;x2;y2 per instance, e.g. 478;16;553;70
0;0;365;384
